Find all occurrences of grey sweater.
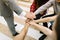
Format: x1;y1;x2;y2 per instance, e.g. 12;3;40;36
0;0;23;17
34;0;59;15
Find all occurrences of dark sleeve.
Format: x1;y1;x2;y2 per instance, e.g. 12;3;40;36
42;13;56;18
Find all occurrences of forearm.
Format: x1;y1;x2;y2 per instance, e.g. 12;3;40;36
19;25;29;40
14;24;29;40
33;23;52;36
35;15;57;23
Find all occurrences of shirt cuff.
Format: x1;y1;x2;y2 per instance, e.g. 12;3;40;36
20;11;26;17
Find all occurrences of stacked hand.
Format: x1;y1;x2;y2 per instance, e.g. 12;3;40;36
29;20;36;26
25;12;36;19
25;19;36;26
25;12;37;26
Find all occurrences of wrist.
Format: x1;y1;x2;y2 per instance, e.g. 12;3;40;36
33;23;37;26
34;20;39;23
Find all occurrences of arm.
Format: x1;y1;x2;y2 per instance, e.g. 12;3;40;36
3;0;23;15
30;22;52;36
34;15;57;23
13;23;29;40
34;0;54;14
3;0;36;19
33;23;52;36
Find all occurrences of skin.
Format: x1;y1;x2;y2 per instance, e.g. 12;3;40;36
29;19;57;40
13;23;30;40
33;15;57;23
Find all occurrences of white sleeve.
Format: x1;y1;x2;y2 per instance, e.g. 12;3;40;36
34;0;54;14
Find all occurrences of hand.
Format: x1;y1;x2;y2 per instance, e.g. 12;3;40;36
25;12;36;19
29;20;36;26
25;22;30;26
25;18;32;26
33;20;39;23
25;18;31;23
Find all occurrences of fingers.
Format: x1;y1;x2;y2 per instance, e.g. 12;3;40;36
31;13;36;18
25;22;30;26
25;12;36;25
25;19;35;25
26;12;36;20
29;21;34;24
25;18;31;23
25;18;31;26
